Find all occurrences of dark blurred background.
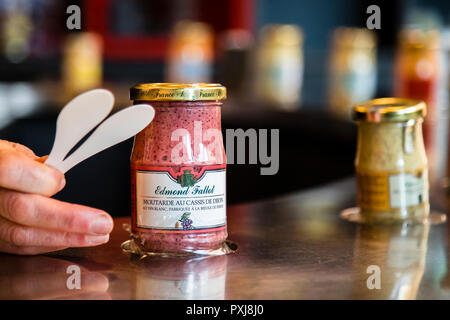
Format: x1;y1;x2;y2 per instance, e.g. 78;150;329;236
0;0;449;217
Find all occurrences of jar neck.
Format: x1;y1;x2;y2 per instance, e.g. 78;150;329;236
134;100;223;108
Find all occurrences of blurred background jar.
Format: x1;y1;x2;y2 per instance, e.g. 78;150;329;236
1;0;33;64
327;28;377;119
445;29;450;187
394;28;448;187
217;29;254;104
61;32;103;100
165;20;214;83
253;24;304;110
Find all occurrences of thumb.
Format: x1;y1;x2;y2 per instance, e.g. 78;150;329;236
0;149;65;196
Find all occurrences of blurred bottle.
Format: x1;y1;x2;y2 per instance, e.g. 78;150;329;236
327;28;377;119
165;21;214;83
441;28;450;189
62;32;103;99
394;29;448;186
218;29;254;103
254;24;304;110
1;0;33;63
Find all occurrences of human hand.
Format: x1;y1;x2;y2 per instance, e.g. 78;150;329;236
0;140;113;255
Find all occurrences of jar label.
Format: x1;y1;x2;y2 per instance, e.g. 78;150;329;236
131;165;226;232
356;169;429;211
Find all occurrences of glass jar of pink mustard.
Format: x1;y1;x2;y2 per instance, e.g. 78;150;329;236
129;83;227;254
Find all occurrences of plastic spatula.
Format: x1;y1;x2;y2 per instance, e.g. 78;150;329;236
55;104;155;173
45;89;114;168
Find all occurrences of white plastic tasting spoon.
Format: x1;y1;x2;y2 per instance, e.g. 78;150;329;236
55;104;155;173
45;89;114;169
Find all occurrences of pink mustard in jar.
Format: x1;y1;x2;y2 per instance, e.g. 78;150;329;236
130;83;227;254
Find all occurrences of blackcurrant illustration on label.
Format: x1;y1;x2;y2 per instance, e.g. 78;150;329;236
178;212;195;230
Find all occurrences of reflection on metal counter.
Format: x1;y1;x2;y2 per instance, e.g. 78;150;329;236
0;254;110;299
351;222;430;299
131;255;227;299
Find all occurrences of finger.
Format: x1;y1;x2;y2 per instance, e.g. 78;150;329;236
0;140;37;159
37;155;48;163
0;189;114;235
0;148;65;196
0;216;110;248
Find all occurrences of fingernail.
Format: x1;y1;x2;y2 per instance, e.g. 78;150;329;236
90;216;113;235
48;166;65;192
59;176;66;191
88;234;110;245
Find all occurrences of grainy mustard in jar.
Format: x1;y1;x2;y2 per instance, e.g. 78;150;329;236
353;98;429;223
130;83;228;254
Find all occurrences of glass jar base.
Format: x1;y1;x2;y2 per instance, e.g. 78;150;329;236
121;238;237;258
340;207;446;225
121;224;237;258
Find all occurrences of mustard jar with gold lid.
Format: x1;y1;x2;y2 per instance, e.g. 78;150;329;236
353;98;429;223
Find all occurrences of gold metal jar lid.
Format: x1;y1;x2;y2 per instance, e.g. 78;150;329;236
353;98;426;122
130;83;226;101
171;21;213;45
331;27;376;49
260;24;303;46
398;28;441;50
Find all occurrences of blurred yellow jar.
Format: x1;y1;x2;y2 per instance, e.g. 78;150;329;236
353;98;429;223
328;27;377;119
254;24;304;110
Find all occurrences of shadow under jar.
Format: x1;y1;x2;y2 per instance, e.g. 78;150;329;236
130;83;227;254
353;98;429;223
